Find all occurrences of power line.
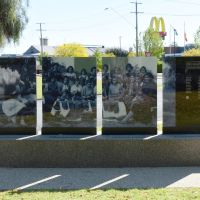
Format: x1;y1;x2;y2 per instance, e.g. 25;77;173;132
166;0;200;6
131;1;143;56
144;12;200;17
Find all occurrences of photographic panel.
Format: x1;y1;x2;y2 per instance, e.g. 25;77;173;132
102;57;157;135
42;57;96;135
0;57;36;135
163;57;200;134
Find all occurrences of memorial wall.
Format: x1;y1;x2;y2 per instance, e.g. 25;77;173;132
163;57;200;134
0;57;36;135
42;57;96;135
102;57;157;135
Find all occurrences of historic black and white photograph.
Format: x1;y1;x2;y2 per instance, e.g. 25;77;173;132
43;57;96;128
163;57;176;127
102;57;157;128
0;58;36;127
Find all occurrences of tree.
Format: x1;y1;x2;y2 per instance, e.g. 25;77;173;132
143;27;164;58
55;43;89;57
93;49;115;71
0;0;29;46
105;48;129;57
194;26;200;48
183;48;200;56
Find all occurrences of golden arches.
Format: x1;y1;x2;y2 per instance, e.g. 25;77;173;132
150;17;166;33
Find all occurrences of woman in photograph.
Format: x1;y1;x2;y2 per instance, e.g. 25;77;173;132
82;80;95;113
79;68;88;86
71;78;83;110
103;76;126;119
102;64;110;99
121;72;156;125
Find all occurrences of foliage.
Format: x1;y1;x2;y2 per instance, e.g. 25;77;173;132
38;52;49;65
194;26;200;48
0;0;29;46
143;27;164;58
93;49;115;71
105;48;129;57
102;52;115;57
128;51;145;57
183;48;200;56
93;48;102;71
55;43;89;57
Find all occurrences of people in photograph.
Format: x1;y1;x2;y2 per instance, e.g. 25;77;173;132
141;72;157;98
102;64;110;98
71;79;83;110
121;86;156;125
79;68;88;86
64;66;76;82
82;80;95;112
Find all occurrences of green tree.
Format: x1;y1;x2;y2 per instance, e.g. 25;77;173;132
143;27;164;58
183;48;200;56
0;0;29;46
105;48;129;57
55;43;89;57
194;26;200;48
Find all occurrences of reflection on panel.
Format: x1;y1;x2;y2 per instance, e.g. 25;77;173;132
102;57;157;135
0;57;36;135
42;57;96;135
163;57;200;134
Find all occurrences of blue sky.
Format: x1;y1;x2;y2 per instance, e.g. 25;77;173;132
1;0;200;54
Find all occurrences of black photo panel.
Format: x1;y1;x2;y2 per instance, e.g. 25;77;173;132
42;57;97;135
0;57;36;135
163;57;200;134
102;57;157;135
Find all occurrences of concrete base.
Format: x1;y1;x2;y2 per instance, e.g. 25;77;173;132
0;135;200;168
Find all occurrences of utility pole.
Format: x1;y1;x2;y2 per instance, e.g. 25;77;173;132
36;23;46;55
131;1;143;57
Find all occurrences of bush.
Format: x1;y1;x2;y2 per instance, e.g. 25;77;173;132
183;48;200;56
105;48;129;57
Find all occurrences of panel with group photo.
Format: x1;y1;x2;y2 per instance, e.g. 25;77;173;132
42;57;96;135
0;57;36;135
102;57;157;135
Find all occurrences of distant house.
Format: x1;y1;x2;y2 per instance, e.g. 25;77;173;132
23;40;105;57
23;45;57;56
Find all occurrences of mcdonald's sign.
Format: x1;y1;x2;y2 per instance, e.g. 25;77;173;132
150;17;167;39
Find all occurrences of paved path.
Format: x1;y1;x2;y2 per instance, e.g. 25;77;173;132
0;167;200;190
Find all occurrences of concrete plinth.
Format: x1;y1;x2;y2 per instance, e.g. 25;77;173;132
0;135;200;168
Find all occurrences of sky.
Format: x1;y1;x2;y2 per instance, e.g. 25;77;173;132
1;0;200;54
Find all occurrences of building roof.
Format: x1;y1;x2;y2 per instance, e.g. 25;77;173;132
23;45;105;56
23;45;57;56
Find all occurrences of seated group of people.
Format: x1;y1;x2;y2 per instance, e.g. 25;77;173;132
0;65;36;126
43;63;96;120
102;63;157;125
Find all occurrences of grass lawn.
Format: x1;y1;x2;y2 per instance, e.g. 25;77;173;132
36;75;42;100
0;189;200;200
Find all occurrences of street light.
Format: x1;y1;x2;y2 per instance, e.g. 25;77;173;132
104;7;132;26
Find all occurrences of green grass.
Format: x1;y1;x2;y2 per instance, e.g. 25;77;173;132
36;75;42;100
1;189;200;200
